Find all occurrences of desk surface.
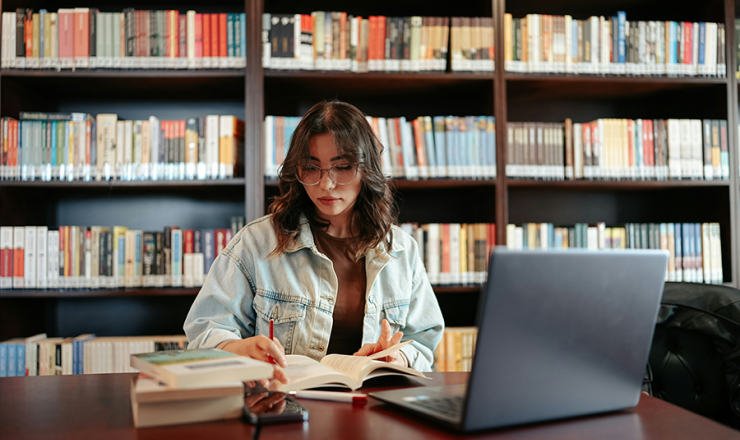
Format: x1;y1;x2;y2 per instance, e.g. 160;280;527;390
1;373;738;440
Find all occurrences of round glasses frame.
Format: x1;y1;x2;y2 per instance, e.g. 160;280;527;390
297;163;360;186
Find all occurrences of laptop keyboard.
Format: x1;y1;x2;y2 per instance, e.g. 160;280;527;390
408;395;464;418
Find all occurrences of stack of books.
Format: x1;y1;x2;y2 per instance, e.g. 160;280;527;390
262;13;494;73
130;349;274;427
506;118;729;181
265;115;496;180
504;12;726;77
0;216;244;290
1;9;247;70
506;222;723;284
0;113;245;182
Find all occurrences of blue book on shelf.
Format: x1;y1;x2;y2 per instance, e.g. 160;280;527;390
17;344;25;376
669;22;677;65
50;121;57;167
240;14;247;59
617;12;626;64
202;229;215;275
0;344;6;377
698;23;706;68
467;117;476;177
8;343;15;376
227;14;235;58
74;335;96;374
572;20;579;64
674;223;682;281
488;117;496;172
423;118;436;171
695;223;703;281
683;223;692;281
446;118;456;177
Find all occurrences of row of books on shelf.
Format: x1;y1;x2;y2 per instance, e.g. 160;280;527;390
1;9;247;70
401;223;496;286
433;327;477;373
0;217;245;290
0;113;244;182
506;119;729;181
263;13;493;73
504;12;726;77
0;333;188;377
505;222;723;284
264;115;497;180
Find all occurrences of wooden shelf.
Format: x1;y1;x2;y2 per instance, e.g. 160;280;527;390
506;73;727;101
1;70;246;100
265;71;492;81
506;73;727;85
0;178;246;189
507;179;731;190
0;70;245;78
0;288;201;298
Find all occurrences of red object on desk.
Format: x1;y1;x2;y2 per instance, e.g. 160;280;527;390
269;318;276;365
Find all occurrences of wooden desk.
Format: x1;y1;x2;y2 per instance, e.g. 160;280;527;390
0;373;738;440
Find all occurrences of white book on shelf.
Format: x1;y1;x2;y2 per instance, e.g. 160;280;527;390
376;118;393;178
689;119;703;180
679;120;692;179
425;224;440;285
264;116;274;178
667;119;681;179
183;253;194;288
206;116;220;180
36;227;48;289
193;253;205;287
24;227;36;289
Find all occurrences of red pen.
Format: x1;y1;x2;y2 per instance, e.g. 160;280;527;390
269;318;277;365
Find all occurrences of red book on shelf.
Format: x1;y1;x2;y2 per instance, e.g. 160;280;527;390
166;10;171;57
211;14;219;59
195;14;203;58
183;230;194;254
219;13;227;57
0;244;10;283
368;16;376;65
441;224;450;275
24;11;32;58
377;16;386;62
58;10;74;60
394;119;403;166
683;22;692;66
203;14;211;58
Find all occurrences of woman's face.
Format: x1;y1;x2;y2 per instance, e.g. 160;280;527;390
301;133;362;226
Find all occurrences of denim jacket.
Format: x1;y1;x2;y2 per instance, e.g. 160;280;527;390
184;214;444;372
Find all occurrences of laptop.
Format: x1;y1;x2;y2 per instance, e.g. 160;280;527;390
370;248;669;432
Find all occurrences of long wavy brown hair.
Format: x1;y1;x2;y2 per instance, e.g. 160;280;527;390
268;100;397;260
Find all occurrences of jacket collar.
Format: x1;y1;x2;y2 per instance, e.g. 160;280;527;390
283;213;404;255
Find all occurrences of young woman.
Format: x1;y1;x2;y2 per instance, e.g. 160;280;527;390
184;101;444;383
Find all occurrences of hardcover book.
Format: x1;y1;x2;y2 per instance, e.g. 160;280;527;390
130;348;273;388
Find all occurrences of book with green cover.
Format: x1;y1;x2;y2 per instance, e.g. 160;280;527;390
131;348;273;389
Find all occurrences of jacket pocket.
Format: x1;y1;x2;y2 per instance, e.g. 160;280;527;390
253;292;307;354
381;299;410;333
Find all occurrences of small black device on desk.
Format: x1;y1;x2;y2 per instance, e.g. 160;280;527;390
242;387;309;425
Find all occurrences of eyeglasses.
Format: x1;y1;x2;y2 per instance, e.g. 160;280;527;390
297;163;360;186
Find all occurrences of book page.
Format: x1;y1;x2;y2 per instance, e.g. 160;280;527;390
275;355;359;392
319;354;373;384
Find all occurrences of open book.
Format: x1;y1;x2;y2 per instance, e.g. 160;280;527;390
273;341;427;392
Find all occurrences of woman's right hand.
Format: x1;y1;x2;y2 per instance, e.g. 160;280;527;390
217;335;290;385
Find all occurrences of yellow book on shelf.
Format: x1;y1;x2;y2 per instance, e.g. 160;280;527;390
32;14;40;58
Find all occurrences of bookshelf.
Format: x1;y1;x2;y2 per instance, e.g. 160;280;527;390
1;0;739;341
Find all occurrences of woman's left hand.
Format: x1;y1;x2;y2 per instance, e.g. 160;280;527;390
353;319;406;366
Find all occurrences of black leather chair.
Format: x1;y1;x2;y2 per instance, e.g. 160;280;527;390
644;282;740;429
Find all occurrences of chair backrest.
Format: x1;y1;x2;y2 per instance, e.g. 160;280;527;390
648;282;740;429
